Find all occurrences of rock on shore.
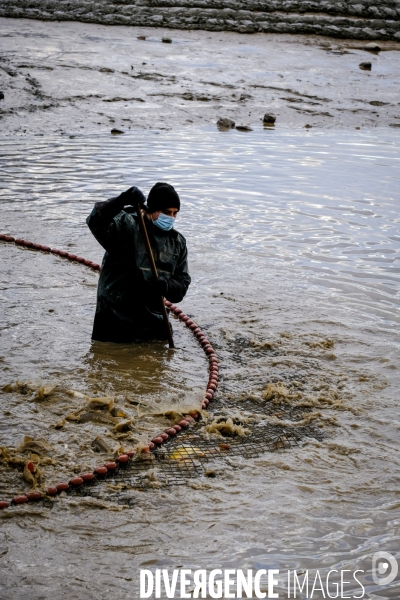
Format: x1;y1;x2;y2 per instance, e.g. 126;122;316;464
1;0;400;40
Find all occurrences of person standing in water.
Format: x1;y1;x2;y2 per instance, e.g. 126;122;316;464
86;182;190;343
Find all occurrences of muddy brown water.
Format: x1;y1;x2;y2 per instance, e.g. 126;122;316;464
0;127;399;598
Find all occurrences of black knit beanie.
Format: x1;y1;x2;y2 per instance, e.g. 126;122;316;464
147;182;180;212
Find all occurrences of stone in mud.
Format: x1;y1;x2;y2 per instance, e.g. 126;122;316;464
217;117;235;130
359;62;372;70
263;114;276;124
99;67;114;73
0;92;4;100
137;35;146;40
111;128;124;134
162;37;172;44
364;42;381;52
236;124;253;132
369;101;388;106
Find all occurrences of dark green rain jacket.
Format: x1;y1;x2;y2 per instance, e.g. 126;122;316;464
86;198;191;342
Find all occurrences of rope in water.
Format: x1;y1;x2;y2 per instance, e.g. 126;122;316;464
0;233;218;510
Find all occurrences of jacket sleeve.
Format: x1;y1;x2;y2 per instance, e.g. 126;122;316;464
86;196;127;254
165;242;191;304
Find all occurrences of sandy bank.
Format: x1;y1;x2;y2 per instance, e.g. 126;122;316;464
0;17;400;135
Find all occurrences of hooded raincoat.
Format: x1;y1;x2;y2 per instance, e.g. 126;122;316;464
86;196;190;342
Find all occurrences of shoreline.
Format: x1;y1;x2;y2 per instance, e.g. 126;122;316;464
1;17;400;136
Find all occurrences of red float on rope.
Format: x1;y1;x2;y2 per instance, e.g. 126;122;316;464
26;491;42;502
56;483;70;493
12;495;29;505
104;462;117;471
116;454;130;464
152;436;164;445
94;466;108;477
69;477;84;487
80;472;95;482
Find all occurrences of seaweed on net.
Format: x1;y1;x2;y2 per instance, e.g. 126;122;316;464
65;392;324;505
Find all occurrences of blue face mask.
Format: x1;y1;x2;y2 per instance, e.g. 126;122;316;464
153;213;175;231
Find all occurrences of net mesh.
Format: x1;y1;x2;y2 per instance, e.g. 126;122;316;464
66;396;324;506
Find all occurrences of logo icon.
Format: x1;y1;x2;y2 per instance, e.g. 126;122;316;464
372;551;398;586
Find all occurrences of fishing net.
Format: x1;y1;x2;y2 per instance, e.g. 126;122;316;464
0;237;328;510
66;395;324;506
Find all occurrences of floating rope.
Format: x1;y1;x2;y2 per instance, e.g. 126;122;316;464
0;233;218;510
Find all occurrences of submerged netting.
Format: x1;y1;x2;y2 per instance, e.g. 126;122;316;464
66;396;324;505
0;235;324;510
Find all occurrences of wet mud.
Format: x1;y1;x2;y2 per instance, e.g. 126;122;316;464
1;17;400;136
